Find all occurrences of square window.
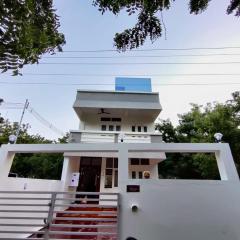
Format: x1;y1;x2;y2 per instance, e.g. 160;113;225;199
116;125;121;131
132;171;136;179
141;159;149;165
114;158;118;168
101;117;110;122
105;175;112;188
106;169;113;175
109;125;114;131
130;158;139;165
114;170;118;187
106;158;113;168
101;125;106;131
132;126;135;132
112;118;121;122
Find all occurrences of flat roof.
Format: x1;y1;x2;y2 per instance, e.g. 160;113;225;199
76;89;159;95
73;90;162;121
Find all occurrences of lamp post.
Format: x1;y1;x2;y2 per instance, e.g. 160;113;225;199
214;132;223;143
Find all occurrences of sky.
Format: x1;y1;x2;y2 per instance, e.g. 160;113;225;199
0;0;240;140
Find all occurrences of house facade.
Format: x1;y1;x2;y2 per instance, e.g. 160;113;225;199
63;89;165;194
0;79;240;240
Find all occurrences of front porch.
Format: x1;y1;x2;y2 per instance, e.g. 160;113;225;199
0;143;239;240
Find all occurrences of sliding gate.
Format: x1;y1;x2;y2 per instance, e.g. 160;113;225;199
0;191;119;240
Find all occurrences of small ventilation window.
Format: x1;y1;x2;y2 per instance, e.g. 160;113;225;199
101;125;106;131
101;117;111;122
112;118;121;122
141;159;149;165
130;158;140;165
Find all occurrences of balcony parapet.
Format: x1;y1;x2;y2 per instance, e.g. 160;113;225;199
69;130;162;144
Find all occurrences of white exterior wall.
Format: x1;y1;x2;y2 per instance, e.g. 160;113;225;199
81;114;155;133
0;143;239;240
120;180;240;240
61;156;80;191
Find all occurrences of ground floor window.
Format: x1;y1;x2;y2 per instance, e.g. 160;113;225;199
105;158;118;188
131;171;143;179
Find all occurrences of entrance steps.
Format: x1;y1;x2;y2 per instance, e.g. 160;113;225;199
48;206;118;239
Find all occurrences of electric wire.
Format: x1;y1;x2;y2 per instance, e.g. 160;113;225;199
0;82;240;87
37;61;240;65
27;106;65;136
61;46;240;52
5;73;240;77
42;53;240;59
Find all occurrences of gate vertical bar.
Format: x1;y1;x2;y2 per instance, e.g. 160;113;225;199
44;192;57;240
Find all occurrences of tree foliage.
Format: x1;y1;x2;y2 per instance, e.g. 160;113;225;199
1;1;240;73
0;0;65;75
0;119;68;179
94;0;240;51
156;91;240;180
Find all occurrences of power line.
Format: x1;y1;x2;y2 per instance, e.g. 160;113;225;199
42;53;240;59
27;106;65;136
0;81;240;87
0;107;23;109
9;73;240;77
38;61;240;65
62;46;240;53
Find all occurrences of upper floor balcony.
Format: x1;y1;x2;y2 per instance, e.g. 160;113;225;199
69;130;163;143
73;90;162;123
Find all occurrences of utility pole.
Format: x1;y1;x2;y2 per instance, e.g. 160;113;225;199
14;99;29;144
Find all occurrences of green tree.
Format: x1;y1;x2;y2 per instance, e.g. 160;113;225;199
0;119;68;179
0;0;65;75
1;0;240;73
156;91;240;180
93;0;240;51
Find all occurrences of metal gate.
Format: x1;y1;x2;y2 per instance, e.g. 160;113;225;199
0;191;119;240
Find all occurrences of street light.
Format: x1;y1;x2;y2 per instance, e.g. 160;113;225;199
214;132;223;143
9;134;17;144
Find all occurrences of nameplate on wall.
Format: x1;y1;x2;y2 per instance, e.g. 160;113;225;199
126;185;140;192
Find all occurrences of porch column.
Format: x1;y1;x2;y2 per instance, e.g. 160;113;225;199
118;145;129;190
215;144;239;181
117;145;129;240
61;155;80;191
0;147;15;178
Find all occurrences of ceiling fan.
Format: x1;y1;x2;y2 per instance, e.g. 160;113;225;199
98;108;110;114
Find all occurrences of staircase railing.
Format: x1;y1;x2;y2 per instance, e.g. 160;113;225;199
0;191;119;240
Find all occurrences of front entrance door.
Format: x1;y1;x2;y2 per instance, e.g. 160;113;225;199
77;157;101;192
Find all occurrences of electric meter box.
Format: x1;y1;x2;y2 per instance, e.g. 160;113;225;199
69;172;80;187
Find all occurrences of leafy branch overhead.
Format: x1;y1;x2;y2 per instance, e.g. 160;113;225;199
0;0;240;74
0;0;65;75
94;0;240;51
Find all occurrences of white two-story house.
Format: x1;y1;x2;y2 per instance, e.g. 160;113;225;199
0;79;239;240
65;89;165;193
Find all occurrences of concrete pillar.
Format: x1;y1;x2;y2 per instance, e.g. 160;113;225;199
117;145;129;240
215;144;239;181
0;148;15;178
61;156;80;191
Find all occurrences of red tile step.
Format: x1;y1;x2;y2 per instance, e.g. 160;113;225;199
49;206;118;240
